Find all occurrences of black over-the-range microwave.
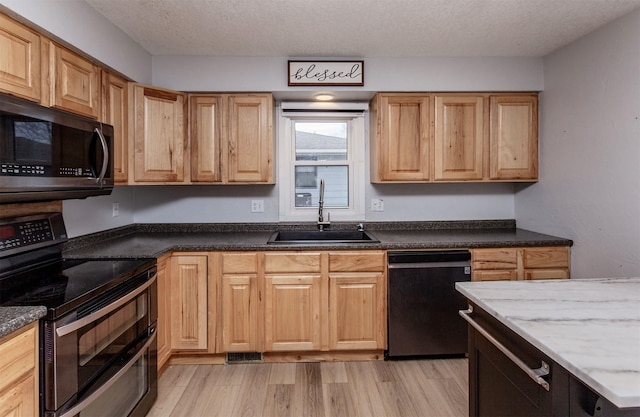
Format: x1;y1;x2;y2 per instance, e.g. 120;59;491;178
0;93;114;203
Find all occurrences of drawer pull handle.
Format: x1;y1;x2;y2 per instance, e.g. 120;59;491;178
459;306;550;391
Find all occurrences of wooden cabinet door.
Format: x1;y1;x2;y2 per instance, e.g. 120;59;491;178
102;72;129;183
48;42;100;119
132;85;186;182
156;255;171;369
264;275;322;351
371;94;430;182
221;252;260;352
170;255;208;350
190;95;222;182
0;13;42;101
0;322;38;417
434;95;484;181
226;94;273;183
329;272;386;350
222;275;259;352
490;95;538;180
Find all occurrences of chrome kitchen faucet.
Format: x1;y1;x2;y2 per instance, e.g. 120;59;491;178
317;178;331;231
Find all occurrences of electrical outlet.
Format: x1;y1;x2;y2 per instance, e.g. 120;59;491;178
251;200;264;213
371;199;384;212
112;202;120;217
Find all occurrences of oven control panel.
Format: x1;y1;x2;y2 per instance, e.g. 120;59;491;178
0;213;68;255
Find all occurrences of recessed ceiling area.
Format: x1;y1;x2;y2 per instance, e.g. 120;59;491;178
84;0;640;58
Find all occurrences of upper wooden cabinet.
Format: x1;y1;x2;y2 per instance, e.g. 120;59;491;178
190;95;223;182
131;84;187;183
190;93;274;184
46;42;101;119
370;92;539;183
0;13;42;102
490;94;538;180
102;72;129;183
370;93;431;182
434;95;485;181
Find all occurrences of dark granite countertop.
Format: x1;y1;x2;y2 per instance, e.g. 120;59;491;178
2;221;571;336
0;306;46;339
62;220;573;259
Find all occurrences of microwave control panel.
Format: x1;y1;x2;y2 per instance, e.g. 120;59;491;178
1;163;48;176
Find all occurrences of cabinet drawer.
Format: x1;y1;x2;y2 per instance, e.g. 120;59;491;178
523;247;569;269
0;323;36;392
329;251;385;272
525;269;569;280
472;248;518;270
264;252;321;273
473;270;518;282
222;252;258;274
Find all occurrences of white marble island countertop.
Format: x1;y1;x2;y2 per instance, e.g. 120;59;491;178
455;277;640;409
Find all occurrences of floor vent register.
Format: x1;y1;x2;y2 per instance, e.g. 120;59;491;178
226;352;263;364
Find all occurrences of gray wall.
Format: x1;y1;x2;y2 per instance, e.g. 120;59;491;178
515;8;640;278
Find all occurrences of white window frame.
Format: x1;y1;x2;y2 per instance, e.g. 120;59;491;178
278;104;366;222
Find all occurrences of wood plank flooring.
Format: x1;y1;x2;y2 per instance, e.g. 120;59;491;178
146;358;468;417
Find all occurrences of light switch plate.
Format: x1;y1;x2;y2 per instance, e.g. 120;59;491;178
112;202;120;217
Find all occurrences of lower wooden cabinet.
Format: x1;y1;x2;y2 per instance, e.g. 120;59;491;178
170;254;209;351
0;322;38;417
471;246;570;281
156;254;171;370
218;250;387;354
263;251;323;351
329;273;386;350
220;252;259;352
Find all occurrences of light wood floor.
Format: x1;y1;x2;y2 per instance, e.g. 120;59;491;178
146;358;468;417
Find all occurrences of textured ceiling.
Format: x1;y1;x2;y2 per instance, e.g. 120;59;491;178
84;0;640;57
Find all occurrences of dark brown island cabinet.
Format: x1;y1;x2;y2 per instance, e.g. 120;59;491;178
463;305;640;417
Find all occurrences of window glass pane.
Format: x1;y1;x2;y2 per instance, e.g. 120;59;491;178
294;166;349;207
295;122;347;161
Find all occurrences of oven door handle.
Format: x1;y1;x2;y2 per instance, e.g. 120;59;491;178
56;275;156;337
59;330;156;417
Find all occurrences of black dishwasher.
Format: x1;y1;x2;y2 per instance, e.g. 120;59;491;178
386;250;471;359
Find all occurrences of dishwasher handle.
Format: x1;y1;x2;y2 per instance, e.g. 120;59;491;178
388;250;470;264
388;260;471;269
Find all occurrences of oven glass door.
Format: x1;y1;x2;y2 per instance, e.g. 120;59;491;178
62;331;156;417
44;275;156;414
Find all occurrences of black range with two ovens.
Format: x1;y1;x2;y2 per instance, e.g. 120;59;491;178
0;212;157;417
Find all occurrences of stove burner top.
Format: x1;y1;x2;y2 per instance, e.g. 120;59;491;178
0;258;156;319
10;278;68;305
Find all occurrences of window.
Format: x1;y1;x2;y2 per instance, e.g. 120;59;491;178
278;105;366;222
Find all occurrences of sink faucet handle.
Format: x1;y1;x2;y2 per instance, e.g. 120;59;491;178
357;223;364;231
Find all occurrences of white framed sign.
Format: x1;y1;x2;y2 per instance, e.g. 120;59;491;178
288;60;364;86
